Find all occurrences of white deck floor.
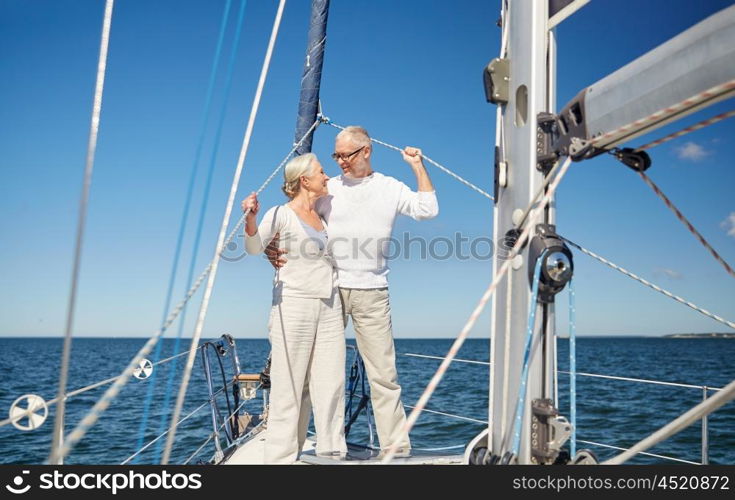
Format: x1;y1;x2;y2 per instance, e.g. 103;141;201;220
223;427;464;465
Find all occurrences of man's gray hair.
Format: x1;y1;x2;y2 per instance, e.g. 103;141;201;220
336;125;371;148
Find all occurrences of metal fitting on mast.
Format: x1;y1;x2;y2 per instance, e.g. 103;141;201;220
528;224;573;303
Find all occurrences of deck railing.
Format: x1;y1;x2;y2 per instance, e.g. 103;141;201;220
402;352;725;465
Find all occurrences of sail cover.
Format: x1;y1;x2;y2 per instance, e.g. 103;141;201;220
294;0;330;155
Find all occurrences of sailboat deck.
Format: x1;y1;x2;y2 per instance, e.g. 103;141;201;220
223;429;463;465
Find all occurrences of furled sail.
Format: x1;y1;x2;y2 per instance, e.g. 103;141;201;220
294;0;330;155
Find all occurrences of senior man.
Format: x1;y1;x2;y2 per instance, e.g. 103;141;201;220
271;126;438;457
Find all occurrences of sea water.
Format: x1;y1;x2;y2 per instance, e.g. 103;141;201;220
0;337;733;465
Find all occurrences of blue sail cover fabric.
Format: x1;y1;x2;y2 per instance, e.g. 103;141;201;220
294;0;330;155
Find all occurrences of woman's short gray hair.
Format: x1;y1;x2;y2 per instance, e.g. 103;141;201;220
336;126;371;148
282;152;317;198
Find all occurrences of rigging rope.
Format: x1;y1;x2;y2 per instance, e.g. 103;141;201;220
183;433;215;465
603;377;735;465
589;79;735;148
635;170;735;279
136;0;241;463
323;120;495;202
153;0;250;462
381;156;574;464
632;106;735;280
489;0;509;454
49;0;115;465
634;109;735;151
50;115;319;464
562;237;735;330
52;266;210;462
121;392;219;464
500;260;513;454
559;371;724;392
344;347;372;443
402;353;490;366
162;0;288;464
126;380;245;465
403;354;724;391
515;156;566;230
0;345;202;430
509;254;544;457
403;404;487;425
159;114;321;462
183;390;257;465
65;348;193;399
578;439;699;465
568;279;577;458
47;1;731;465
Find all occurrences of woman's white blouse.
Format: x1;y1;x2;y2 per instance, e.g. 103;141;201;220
245;204;336;299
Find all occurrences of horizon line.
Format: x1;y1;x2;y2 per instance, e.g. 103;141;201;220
1;333;732;340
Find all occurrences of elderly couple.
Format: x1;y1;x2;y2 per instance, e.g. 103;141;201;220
241;126;438;464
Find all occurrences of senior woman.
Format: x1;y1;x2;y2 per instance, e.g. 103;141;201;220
241;153;345;464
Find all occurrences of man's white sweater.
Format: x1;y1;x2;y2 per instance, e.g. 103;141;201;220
316;172;439;289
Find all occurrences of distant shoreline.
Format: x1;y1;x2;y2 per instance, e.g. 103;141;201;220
662;333;735;339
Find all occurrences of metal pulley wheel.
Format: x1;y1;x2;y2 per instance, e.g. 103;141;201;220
528;224;574;303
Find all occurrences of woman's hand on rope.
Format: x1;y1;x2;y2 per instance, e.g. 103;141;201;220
242;192;259;237
241;192;259;217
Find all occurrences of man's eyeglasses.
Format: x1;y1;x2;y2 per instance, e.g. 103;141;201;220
331;146;365;162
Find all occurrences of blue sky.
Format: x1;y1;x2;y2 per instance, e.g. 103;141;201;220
0;0;733;339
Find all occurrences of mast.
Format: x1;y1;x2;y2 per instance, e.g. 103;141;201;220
488;0;556;465
294;0;330;154
479;1;734;465
483;0;577;465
